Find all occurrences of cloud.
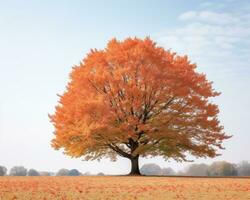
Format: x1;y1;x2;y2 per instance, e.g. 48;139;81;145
178;11;196;21
178;11;238;25
154;5;250;79
199;1;229;10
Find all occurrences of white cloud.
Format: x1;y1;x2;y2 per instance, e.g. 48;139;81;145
199;1;226;9
155;7;250;79
178;11;197;20
179;10;238;25
200;11;238;24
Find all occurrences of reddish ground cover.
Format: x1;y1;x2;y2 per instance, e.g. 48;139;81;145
0;176;249;200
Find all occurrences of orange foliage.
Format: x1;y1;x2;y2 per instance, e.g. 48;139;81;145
50;37;230;167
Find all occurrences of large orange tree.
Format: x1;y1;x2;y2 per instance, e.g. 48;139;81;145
50;37;230;175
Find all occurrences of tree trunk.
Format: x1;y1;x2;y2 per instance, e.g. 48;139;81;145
129;155;141;175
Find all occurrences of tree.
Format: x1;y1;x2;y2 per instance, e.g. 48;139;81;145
161;167;176;176
39;171;51;176
176;170;185;176
207;161;237;176
140;163;162;175
184;163;209;176
27;169;40;176
56;168;69;176
82;171;91;176
50;37;231;175
97;172;105;176
0;166;7;176
9;166;27;176
237;161;250;176
68;169;81;176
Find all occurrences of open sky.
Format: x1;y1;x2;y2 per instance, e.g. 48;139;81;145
0;0;249;175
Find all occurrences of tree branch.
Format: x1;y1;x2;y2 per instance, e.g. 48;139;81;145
107;143;131;158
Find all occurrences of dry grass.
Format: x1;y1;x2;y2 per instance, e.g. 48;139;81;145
0;176;249;200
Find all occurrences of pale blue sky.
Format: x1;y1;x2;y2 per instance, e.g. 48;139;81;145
0;0;249;174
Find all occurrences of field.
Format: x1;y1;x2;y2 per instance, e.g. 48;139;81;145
0;176;250;200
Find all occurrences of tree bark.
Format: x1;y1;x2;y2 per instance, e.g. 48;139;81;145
129;155;140;175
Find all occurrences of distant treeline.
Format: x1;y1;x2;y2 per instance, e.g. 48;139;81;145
0;161;250;176
0;166;104;176
140;161;250;176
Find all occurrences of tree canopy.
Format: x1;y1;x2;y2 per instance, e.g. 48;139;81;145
140;163;162;175
50;37;231;175
207;161;237;176
9;166;27;176
0;166;7;176
27;169;40;176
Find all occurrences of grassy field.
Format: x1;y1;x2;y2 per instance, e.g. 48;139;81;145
0;176;249;200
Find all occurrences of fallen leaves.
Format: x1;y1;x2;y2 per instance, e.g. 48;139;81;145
0;176;249;200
